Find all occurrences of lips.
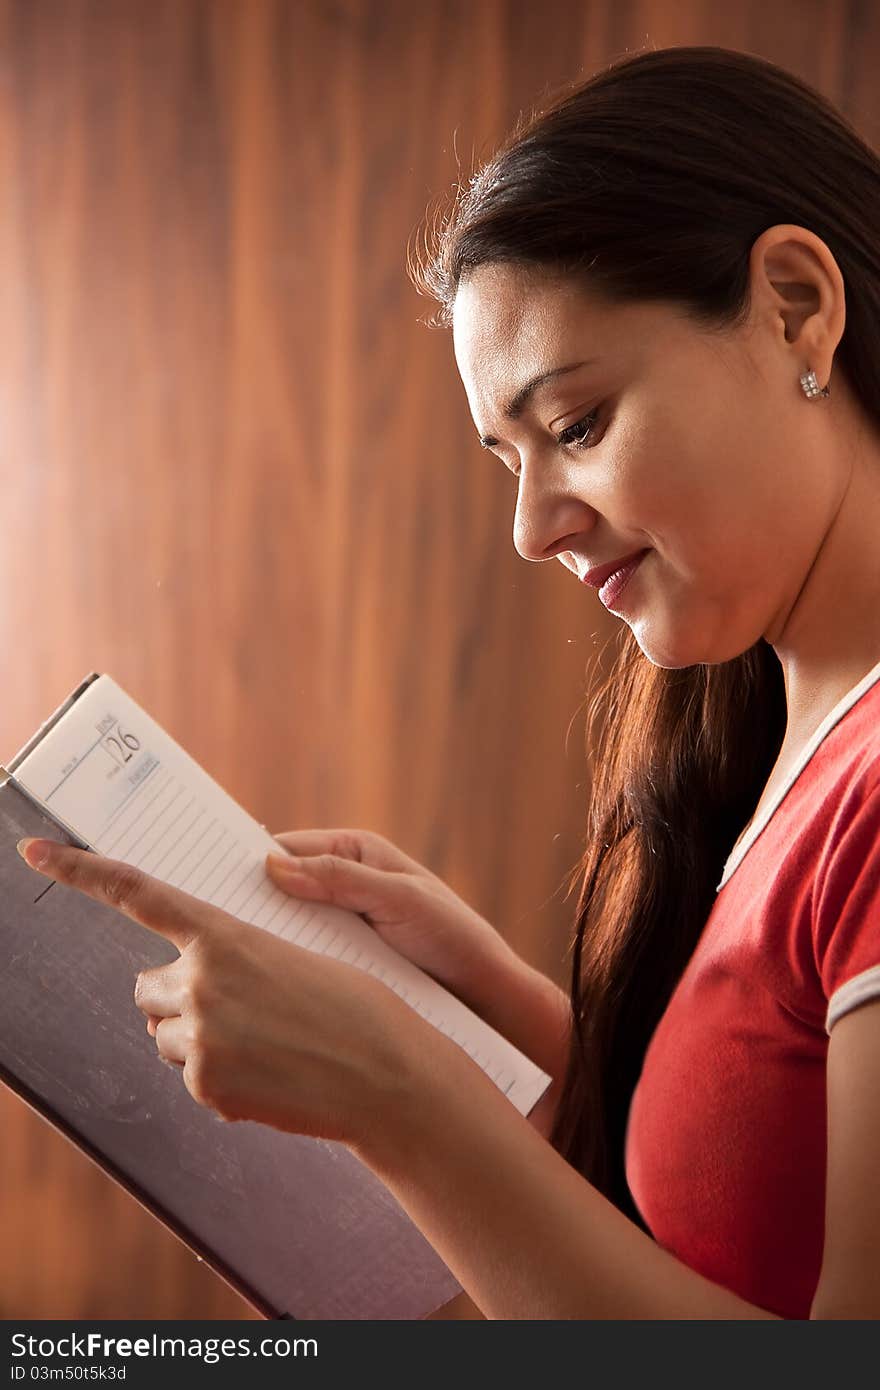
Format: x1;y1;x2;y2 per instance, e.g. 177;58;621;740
581;548;649;589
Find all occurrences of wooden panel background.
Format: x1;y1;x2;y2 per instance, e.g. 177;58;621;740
1;0;878;1319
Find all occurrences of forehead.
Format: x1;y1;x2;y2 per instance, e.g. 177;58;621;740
452;266;726;431
453;264;594;370
452;264;614;425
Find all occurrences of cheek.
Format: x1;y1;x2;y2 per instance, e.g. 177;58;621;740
631;442;761;580
612;429;712;536
608;397;792;572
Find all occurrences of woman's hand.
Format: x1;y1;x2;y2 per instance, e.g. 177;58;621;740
263;827;572;1093
15;836;432;1148
263;826;518;1012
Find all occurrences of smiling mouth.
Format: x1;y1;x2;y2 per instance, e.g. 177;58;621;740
597;550;648;609
580;548;650;589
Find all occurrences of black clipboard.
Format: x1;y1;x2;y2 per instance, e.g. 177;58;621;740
0;774;462;1320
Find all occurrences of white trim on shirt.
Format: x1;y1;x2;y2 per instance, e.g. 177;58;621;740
716;655;880;894
826;964;880;1035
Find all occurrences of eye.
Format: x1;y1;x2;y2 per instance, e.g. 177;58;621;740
555;407;602;451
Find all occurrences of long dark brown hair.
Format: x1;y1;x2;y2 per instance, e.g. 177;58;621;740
408;46;880;1230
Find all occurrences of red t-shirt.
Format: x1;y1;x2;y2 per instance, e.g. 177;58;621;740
624;659;880;1319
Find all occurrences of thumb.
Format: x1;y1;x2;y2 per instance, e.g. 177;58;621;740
265;850;408;922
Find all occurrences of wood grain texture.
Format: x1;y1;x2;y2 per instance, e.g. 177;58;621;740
0;0;876;1319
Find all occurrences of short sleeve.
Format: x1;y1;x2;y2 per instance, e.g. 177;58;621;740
812;775;880;1035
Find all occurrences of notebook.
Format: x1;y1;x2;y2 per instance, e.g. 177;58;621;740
0;672;552;1319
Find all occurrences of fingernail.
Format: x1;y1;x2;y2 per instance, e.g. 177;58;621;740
17;838;51;869
266;852;305;876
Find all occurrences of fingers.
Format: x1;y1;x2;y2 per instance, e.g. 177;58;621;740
153;1016;187;1066
271;829;371;861
264;847;415;921
271;828;429;877
139;967;185;1064
135;964;185;1021
16;839;208;952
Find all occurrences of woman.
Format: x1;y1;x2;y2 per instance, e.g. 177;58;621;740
18;46;880;1319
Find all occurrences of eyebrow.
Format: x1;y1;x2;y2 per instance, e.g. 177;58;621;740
478;359;599;447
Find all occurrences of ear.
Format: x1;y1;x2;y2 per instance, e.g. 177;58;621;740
748;223;846;391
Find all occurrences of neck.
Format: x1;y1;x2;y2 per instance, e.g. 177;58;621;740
768;415;880;756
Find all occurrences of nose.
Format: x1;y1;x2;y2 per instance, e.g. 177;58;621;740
512;462;596;563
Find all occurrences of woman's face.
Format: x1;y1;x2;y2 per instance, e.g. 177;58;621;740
452;261;845;669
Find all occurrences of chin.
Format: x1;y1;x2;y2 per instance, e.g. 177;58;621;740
628;619;745;670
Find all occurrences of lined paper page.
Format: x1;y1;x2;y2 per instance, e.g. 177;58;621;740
12;675;552;1116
